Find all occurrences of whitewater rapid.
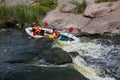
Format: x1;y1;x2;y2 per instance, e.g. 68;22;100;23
58;39;118;80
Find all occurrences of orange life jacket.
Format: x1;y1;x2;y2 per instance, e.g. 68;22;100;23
52;30;60;38
33;26;41;35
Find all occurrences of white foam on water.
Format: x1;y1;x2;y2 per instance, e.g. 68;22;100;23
61;42;114;59
73;56;115;80
59;41;116;80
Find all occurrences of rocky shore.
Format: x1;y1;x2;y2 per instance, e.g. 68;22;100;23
43;0;120;36
0;0;120;36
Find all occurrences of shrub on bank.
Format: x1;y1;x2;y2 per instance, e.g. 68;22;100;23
72;0;87;14
0;5;50;28
0;0;57;28
34;0;57;9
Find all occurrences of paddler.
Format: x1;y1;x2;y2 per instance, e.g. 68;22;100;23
51;27;60;39
32;22;44;36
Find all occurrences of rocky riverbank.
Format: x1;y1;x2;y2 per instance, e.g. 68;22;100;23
0;0;120;36
42;0;120;36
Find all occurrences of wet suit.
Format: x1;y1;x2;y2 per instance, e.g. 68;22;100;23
39;29;44;36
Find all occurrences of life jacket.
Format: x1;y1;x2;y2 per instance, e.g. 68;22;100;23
43;21;48;27
52;30;60;38
33;26;41;35
48;34;55;39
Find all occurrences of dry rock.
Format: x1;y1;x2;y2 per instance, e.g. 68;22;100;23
81;9;120;34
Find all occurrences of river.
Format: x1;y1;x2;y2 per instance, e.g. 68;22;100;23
0;28;120;80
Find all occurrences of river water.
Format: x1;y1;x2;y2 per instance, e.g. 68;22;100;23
0;28;120;80
60;35;120;80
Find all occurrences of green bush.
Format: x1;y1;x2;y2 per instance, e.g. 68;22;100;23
34;0;57;9
0;0;57;28
33;5;50;15
72;0;87;14
0;5;50;28
0;6;10;19
1;0;5;3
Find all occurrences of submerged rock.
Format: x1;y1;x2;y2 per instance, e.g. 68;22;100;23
44;48;72;65
0;18;19;28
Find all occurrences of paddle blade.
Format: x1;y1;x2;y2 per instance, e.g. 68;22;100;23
43;21;49;27
68;27;74;32
48;35;55;39
54;39;64;47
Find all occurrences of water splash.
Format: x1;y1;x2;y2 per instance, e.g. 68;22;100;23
73;56;115;80
59;41;116;80
61;41;115;58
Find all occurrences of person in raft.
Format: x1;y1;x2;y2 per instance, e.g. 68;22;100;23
32;22;45;36
46;27;60;39
48;26;74;41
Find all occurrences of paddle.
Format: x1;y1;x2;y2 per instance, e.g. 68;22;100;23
68;26;74;32
43;21;49;27
47;34;64;47
36;23;74;46
43;21;74;33
54;39;64;47
35;34;63;47
48;26;74;46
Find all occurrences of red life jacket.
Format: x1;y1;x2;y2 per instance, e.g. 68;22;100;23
52;30;60;38
33;26;41;35
43;21;48;27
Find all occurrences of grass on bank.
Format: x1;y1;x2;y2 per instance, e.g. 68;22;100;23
0;0;57;28
0;5;49;28
34;0;57;9
0;0;5;3
71;0;87;14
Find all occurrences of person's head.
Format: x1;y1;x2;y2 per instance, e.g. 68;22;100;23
32;22;36;26
53;27;56;32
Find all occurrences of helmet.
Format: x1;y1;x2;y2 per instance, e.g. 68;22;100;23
52;26;56;31
32;22;36;25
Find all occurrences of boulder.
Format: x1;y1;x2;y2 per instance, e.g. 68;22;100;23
5;18;19;27
85;0;95;5
0;18;19;28
43;0;120;35
81;9;120;34
44;48;72;65
110;0;120;10
58;0;85;13
84;2;111;17
84;1;120;18
43;8;90;36
58;0;76;13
